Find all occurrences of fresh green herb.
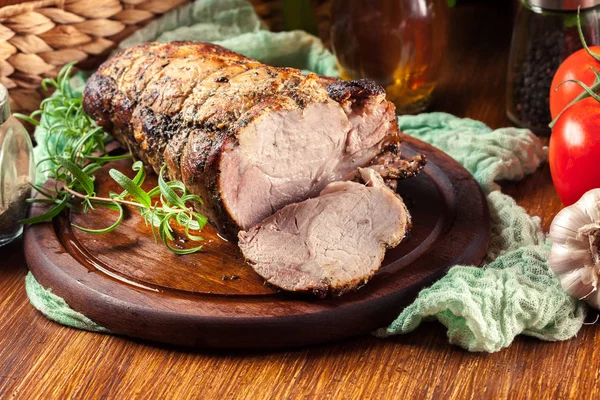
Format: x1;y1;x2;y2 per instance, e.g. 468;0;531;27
16;63;207;254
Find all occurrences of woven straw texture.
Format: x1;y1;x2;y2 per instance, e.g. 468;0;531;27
0;0;332;115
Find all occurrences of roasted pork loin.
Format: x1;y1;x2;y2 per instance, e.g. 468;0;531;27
238;168;410;296
83;42;415;239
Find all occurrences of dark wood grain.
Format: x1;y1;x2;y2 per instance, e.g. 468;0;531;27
24;136;490;348
0;2;593;399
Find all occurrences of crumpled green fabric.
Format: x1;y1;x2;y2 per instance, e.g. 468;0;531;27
25;273;109;333
374;114;586;352
27;0;586;352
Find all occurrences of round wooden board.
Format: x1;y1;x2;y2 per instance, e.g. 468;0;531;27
24;135;490;349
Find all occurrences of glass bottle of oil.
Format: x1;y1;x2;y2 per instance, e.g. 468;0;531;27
331;0;449;114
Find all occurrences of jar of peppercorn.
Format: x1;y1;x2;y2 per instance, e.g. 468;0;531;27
506;0;600;135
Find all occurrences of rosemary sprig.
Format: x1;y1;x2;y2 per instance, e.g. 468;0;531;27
17;63;207;255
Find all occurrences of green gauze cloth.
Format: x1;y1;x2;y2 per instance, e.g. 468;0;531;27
26;0;586;353
25;274;108;333
375;114;586;352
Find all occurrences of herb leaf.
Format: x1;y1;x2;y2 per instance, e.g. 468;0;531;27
72;202;124;234
109;168;152;208
20;195;69;224
158;165;185;209
57;156;95;195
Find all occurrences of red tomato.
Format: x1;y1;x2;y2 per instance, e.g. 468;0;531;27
549;46;600;119
549;97;600;206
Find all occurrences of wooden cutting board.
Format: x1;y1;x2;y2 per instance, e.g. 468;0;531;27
24;135;490;349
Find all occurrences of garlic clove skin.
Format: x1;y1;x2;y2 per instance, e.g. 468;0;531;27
548;243;590;275
549;188;600;310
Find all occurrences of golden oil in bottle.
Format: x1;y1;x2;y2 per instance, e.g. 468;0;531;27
331;0;448;114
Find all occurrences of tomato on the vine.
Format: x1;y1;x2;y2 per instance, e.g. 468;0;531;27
549;97;600;206
549;46;600;119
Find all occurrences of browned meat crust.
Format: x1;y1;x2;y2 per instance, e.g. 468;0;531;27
324;78;386;105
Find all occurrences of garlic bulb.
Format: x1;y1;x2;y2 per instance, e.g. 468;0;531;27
549;188;600;309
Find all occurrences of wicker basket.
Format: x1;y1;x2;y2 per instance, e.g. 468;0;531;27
0;0;333;115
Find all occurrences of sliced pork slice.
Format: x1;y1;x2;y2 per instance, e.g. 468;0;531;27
238;168;410;297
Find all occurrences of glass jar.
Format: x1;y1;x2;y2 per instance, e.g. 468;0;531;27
0;84;35;246
330;0;449;114
506;0;600;135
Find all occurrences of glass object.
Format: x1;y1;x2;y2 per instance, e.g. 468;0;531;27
330;0;449;114
506;0;600;135
0;84;35;246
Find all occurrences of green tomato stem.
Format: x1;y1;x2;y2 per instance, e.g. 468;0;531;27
549;79;600;129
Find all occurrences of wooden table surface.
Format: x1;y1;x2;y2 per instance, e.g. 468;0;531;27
1;2;596;399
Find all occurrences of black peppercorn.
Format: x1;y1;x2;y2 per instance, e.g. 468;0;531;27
512;30;565;135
